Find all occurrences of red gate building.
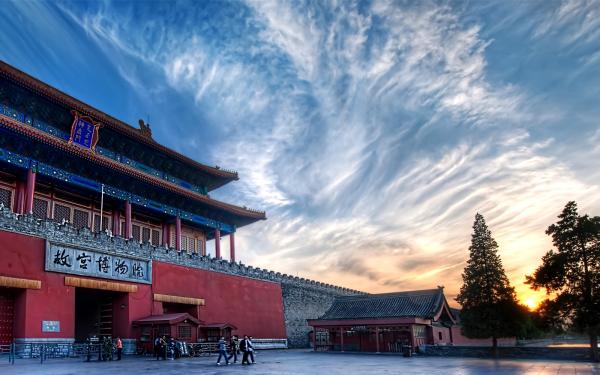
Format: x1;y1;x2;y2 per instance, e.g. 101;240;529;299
0;60;287;349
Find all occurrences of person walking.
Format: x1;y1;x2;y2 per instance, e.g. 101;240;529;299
248;336;255;364
161;336;168;360
154;336;162;360
229;335;239;363
115;337;123;360
240;335;250;365
216;336;230;366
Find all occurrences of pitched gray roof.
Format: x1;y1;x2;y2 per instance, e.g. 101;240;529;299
318;288;445;320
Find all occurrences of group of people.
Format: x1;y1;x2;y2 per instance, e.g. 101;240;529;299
217;335;256;366
153;335;187;360
88;336;123;361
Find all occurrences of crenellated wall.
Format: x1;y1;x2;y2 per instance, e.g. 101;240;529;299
0;205;361;345
281;282;356;347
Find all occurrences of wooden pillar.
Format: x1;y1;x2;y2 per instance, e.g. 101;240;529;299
112;210;121;236
15;180;25;214
375;326;380;353
229;233;235;263
161;223;170;247
24;168;36;214
175;216;181;251
214;228;221;259
312;328;317;351
124;200;132;239
340;327;344;352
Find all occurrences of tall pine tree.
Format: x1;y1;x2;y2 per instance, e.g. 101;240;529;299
456;213;524;353
526;201;600;362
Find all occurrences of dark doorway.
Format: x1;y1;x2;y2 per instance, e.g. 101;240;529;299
0;288;14;345
74;288;119;342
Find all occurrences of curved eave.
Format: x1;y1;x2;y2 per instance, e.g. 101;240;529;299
0;113;265;223
0;60;238;183
432;293;457;325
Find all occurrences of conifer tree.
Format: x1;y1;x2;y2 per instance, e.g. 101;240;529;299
456;213;524;353
527;201;600;362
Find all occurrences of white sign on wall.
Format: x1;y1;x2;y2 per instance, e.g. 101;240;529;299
45;241;152;284
42;320;60;332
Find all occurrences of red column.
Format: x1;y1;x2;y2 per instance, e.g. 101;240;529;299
112;210;121;236
124;200;132;239
24;168;36;214
15;180;25;214
214;228;221;259
229;233;235;262
162;223;170;247
175;217;181;251
340;327;344;352
312;328;317;351
375;326;380;353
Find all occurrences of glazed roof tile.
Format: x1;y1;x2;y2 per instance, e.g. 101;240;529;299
0;113;265;221
318;288;445;320
0;60;238;180
133;313;201;326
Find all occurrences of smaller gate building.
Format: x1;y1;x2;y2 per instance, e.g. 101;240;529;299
308;287;480;352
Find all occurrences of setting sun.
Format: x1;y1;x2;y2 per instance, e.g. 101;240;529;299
524;297;539;311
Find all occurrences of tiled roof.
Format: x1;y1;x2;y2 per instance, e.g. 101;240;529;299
0;60;238;180
133;313;201;326
318;288;445;320
0;113;265;221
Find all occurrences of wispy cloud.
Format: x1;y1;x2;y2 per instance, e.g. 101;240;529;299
533;0;600;45
6;0;598;307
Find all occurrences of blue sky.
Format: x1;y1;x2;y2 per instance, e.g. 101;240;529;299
2;0;599;306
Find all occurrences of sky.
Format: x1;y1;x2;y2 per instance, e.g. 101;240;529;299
1;0;599;309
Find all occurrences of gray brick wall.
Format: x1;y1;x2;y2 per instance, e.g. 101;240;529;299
282;282;355;348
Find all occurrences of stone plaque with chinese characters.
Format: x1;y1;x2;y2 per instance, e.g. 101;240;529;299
45;241;152;284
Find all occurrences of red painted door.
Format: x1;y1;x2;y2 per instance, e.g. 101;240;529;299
0;290;14;345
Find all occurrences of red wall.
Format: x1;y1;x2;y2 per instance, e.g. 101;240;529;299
0;231;287;340
152;261;287;339
451;326;517;346
0;232;74;339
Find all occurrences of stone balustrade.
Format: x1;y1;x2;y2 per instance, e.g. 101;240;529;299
0;205;361;296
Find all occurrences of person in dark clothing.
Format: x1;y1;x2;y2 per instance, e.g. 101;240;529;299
161;336;168;360
239;335;250;365
216;337;230;365
229;335;239;363
154;336;162;360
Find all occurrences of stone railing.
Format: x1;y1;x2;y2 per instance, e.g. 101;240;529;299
0;206;360;295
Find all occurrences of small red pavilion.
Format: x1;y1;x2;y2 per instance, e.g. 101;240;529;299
308;287;459;352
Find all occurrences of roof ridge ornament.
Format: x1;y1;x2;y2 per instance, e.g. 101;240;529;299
138;119;153;139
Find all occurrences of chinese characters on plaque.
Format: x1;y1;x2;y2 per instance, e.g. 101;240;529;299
45;242;151;284
68;111;101;151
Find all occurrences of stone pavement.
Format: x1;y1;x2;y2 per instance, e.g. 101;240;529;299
1;349;599;375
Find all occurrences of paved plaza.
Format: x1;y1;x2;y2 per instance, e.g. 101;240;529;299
1;350;600;375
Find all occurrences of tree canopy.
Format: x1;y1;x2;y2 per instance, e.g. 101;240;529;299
457;213;525;349
526;201;600;361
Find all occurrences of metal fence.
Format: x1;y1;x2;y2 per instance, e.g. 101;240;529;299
1;339;288;365
1;342;108;364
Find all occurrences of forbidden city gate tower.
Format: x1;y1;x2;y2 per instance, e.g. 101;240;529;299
0;60;298;349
